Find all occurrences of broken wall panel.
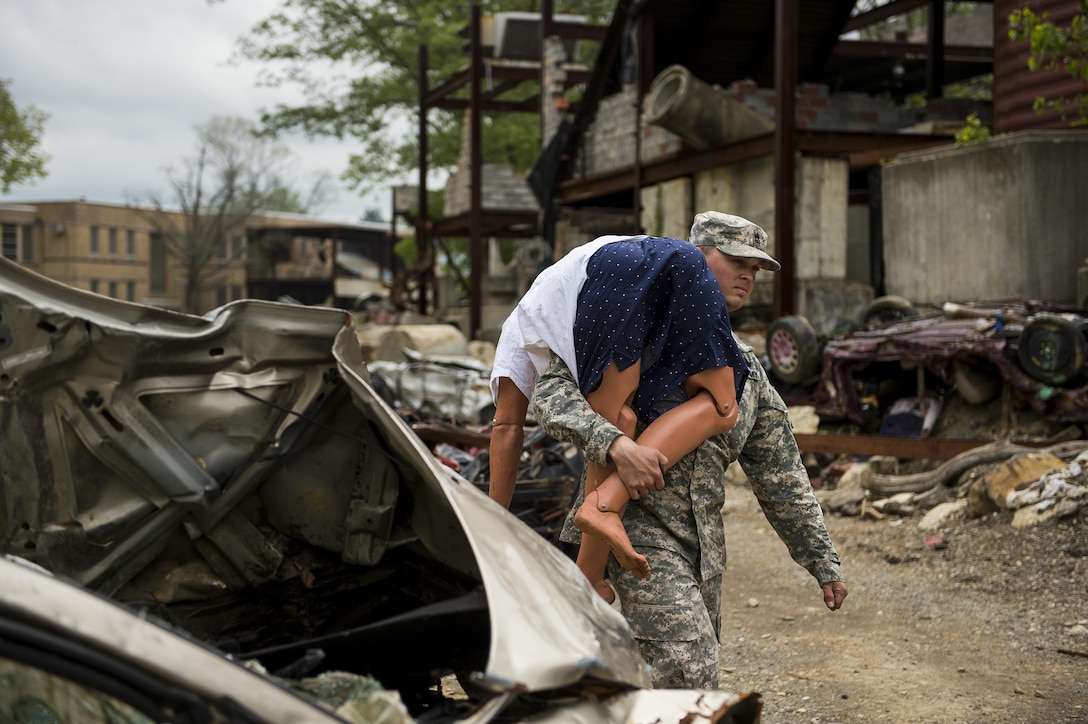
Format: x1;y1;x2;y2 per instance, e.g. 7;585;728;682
882;131;1088;306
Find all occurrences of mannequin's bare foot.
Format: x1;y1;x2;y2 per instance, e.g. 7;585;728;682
575;492;651;578
591;578;615;604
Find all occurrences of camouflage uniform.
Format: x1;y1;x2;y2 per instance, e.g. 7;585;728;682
531;335;843;689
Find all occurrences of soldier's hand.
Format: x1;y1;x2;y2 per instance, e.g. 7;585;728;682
607;435;667;499
822;581;848;611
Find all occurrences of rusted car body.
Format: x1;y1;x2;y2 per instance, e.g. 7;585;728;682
768;300;1088;426
0;257;758;723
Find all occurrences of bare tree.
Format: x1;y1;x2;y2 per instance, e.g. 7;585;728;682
143;116;327;313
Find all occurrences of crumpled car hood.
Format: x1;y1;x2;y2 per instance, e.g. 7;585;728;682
0;256;646;699
332;326;647;691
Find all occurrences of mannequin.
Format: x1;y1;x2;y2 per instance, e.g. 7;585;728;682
574;362;739;597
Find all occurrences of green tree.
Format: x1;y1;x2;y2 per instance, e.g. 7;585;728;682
220;0;614;200
263;186;307;214
143;116;325;313
954;111;992;146
265;173;334;215
0;78;49;193
1009;1;1088;126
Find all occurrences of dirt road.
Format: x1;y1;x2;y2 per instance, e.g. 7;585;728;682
718;478;1088;723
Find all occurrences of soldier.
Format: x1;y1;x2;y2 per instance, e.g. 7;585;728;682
489;233;746;605
531;211;848;689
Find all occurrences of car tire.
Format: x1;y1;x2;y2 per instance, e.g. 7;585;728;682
863;296;918;327
766;315;821;386
1017;315;1088;386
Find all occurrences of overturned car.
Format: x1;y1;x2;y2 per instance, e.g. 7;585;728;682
0;258;759;723
766;297;1088;426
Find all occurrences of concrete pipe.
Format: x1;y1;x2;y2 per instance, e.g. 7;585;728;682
644;65;773;151
356;323;470;363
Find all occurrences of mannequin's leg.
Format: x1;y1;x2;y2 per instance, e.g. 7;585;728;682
583;362;640;490
576;471;650;577
684;366;739;420
635;389;736;464
577;361;640;600
575;366;740;577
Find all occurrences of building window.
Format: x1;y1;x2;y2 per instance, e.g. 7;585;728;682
90;279;100;294
21;225;33;261
216;286;228;307
2;224;35;261
230;234;243;259
216;236;228;260
231;284;243;301
126;230;136;258
89;226;100;256
127;281;136;301
108;228;118;256
1;224;16;260
108;281;118;299
150;233;166;293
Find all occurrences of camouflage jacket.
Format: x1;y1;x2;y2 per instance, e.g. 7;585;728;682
532;335;844;585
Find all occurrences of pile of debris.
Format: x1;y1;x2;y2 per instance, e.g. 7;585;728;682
818;441;1088;529
357;321;581;547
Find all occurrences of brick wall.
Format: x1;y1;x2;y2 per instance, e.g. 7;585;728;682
444;164;539;216
725;80;922;133
576;78;965;178
577;86;684;177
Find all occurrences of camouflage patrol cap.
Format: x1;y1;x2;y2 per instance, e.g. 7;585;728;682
690;211;780;271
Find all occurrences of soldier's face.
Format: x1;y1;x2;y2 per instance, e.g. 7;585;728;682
704;250;762;312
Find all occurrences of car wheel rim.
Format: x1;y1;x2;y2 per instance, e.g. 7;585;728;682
769;330;798;374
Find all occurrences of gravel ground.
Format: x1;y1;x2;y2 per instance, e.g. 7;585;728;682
718;476;1088;723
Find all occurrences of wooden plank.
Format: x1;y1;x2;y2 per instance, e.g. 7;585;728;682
411;424;1051;463
794;433;1005;460
411;421;491;449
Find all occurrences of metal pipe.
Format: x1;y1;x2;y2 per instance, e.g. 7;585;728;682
774;0;798;318
469;4;483;340
417;45;430;315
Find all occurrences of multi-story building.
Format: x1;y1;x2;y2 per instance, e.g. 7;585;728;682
0;200;400;314
0;200;246;313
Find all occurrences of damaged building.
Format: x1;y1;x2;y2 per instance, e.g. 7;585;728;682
407;0;1088;343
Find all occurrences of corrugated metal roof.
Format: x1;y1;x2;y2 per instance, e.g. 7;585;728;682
603;0;991;96
646;0;855;88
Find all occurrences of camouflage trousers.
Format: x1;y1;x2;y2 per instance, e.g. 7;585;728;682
607;546;722;689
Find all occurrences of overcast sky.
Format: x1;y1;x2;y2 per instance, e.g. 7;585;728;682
0;0;391;223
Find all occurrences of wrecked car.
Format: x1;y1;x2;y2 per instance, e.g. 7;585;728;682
1;554;765;724
765;297;1088;427
0;257;758;723
0;554;410;723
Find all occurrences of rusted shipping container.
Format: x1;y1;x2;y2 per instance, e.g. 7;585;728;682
994;0;1088;133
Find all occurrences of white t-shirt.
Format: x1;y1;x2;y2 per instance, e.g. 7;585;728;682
490;235;641;402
